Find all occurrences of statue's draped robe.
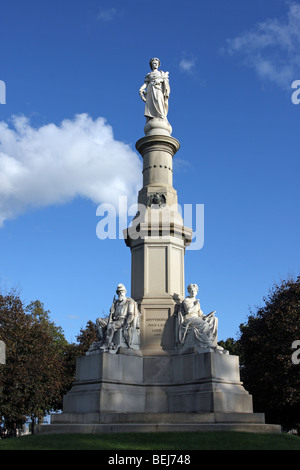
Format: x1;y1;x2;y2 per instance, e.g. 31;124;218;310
96;297;140;351
144;70;170;120
178;298;218;350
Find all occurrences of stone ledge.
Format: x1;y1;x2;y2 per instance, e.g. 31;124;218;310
36;422;282;435
51;411;266;425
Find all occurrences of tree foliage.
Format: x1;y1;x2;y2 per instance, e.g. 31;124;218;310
0;289;100;436
76;320;98;354
230;276;300;432
0;291;78;435
218;337;241;356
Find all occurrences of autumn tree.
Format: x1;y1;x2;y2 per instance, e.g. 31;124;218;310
0;291;75;435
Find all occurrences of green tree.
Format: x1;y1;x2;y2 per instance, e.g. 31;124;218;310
0;291;75;435
218;337;241;356
0;290;30;435
238;276;300;433
76;320;98;354
25;300;67;350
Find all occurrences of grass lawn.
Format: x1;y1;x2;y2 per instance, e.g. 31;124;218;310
0;431;299;450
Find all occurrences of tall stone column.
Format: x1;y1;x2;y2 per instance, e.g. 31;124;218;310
124;133;192;354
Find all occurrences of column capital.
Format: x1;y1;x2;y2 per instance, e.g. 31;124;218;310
136;135;180;158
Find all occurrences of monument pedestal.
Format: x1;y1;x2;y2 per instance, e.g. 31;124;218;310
37;349;281;434
52;350;254;415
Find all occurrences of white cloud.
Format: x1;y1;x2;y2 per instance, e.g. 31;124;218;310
0;114;142;226
97;7;118;22
179;56;196;73
224;2;300;88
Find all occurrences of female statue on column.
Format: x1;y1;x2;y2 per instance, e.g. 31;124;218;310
139;58;172;135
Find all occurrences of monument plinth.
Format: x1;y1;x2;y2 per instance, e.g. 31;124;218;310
37;58;281;435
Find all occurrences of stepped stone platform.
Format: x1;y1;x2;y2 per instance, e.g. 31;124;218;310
36;351;281;435
37;412;281;434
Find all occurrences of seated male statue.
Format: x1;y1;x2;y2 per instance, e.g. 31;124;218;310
89;284;140;354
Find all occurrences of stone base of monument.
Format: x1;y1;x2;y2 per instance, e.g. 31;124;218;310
36;350;281;434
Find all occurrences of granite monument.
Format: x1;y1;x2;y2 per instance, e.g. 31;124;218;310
37;59;280;434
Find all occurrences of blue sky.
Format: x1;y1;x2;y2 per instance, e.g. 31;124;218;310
0;0;299;343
